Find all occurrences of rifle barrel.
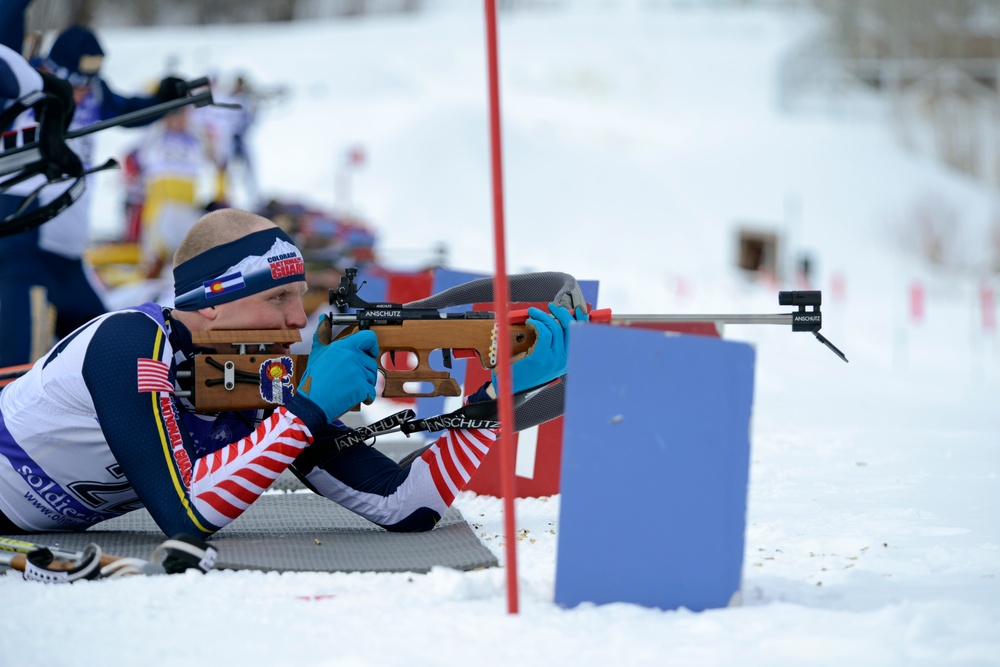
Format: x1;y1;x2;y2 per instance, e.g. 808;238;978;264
66;90;214;139
0;86;215;169
610;313;793;326
328;311;796;326
0;147;42;177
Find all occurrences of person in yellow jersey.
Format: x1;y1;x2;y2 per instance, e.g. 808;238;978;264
0;24;188;366
129;106;215;278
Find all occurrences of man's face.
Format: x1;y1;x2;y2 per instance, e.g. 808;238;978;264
41;62;99;105
208;281;309;351
70;55;102;104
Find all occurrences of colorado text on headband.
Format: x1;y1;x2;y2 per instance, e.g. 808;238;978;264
173;228;305;311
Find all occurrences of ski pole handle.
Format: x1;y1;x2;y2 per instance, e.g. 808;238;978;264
0;536;120;567
0;544;111;582
0;551;29;571
0;551;86;572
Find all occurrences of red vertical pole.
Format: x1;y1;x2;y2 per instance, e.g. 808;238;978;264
981;281;995;333
484;0;519;614
910;280;925;324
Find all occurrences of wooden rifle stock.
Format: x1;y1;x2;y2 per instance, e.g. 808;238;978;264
185;319;537;413
331;318;537;398
186;330;307;412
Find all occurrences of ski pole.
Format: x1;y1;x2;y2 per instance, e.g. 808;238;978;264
0;537;122;582
0;550;34;572
0;534;219;581
0;535;121;567
0;549;97;573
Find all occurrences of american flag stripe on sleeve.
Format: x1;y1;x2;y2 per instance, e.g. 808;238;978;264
137;358;174;393
188;408;313;526
424;427;496;506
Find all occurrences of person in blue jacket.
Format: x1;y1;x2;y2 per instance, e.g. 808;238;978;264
0;24;187;368
0;0;32;61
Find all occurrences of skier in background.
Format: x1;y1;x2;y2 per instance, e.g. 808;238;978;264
196;72;285;208
0;23;189;367
0;0;33;59
127;105;216;279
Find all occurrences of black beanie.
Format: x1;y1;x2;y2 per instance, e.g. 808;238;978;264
46;25;104;75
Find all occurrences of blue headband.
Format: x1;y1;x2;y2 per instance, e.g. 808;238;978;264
173;228;305;311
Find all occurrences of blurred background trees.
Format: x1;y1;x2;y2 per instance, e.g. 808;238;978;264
24;0;999;190
776;0;999;192
23;0;428;28
23;0;1000;267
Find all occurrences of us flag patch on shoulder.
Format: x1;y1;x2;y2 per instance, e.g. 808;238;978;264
138;358;174;393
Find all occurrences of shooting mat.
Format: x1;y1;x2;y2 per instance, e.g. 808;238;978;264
1;482;498;574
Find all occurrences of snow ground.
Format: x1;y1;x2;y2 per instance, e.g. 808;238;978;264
1;3;998;666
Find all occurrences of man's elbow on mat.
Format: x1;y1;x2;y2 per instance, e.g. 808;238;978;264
379;507;441;533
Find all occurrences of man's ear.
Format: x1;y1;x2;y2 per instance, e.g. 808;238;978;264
197;306;218;322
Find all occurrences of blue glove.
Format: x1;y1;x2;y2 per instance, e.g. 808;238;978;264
296;318;380;422
494;303;588;394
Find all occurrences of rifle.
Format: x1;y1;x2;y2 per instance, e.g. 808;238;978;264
0;76;235;238
178;268;847;420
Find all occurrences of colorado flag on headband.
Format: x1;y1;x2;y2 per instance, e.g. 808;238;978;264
204;272;246;299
